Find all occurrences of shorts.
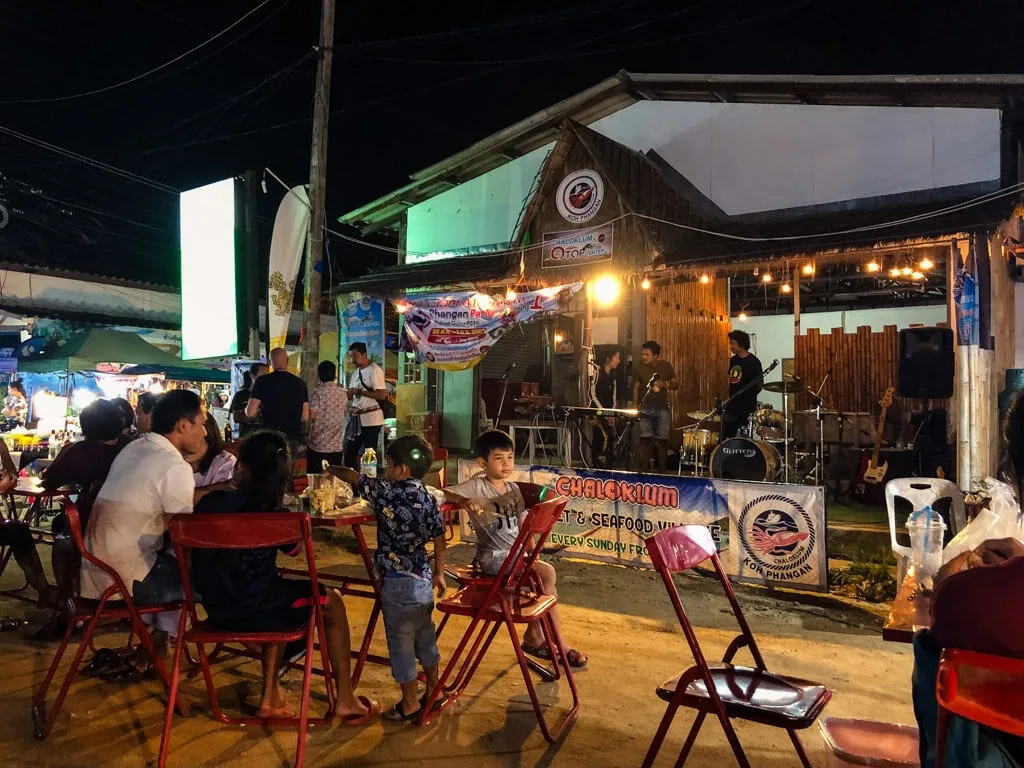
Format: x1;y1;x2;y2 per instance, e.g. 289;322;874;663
380;574;440;684
638;406;671;441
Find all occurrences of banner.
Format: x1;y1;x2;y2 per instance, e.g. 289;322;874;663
338;293;385;374
541;224;613;268
399;283;582;371
953;268;979;346
457;462;827;592
267;186;309;351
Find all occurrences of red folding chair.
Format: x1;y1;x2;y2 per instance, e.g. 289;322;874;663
641;525;831;768
935;648;1024;768
31;503;184;740
420;493;579;743
158;512;334;768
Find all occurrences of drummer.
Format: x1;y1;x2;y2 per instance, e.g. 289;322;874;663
723;330;763;439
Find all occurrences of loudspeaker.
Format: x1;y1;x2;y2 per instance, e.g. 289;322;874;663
898;327;954;399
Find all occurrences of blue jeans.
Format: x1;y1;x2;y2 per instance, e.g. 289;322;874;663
381;574;440;684
638;406;671;441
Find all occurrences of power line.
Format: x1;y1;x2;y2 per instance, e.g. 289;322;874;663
0;0;277;105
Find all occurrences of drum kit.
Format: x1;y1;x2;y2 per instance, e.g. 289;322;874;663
677;375;865;486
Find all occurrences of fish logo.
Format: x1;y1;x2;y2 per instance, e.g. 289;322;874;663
737;494;817;583
556;169;604;223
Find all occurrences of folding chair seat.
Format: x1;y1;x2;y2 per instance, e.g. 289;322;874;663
936;648;1024;768
159;512;334;768
421;494;579;743
31;503;183;741
641;524;831;768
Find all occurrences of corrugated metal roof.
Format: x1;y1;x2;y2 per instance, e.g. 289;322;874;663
331;251;521;296
339;71;1024;233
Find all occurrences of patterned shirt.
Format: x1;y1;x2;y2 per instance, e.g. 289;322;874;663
308;381;348;452
359;475;444;579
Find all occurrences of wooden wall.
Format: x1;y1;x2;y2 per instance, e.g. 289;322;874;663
793;325;949;416
645;280;730;433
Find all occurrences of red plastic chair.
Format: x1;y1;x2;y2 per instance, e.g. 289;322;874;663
935;648;1024;767
641;525;832;768
31;503;184;740
158;512;334;768
420;493;579;743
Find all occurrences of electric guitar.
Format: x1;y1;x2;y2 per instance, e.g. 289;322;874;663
862;387;894;483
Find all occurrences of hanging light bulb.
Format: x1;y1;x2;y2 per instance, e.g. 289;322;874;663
640;277;651;290
738;312;748;322
505;288;517;300
919;257;934;270
902;266;912;276
781;282;792;294
762;272;773;283
889;267;901;278
866;260;881;273
394;300;410;314
553;333;565;344
802;263;815;276
911;271;924;280
699;273;710;284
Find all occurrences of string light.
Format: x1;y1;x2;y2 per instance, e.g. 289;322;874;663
919;257;934;270
866;260;880;273
762;272;773;283
699;273;710;284
802;264;815;276
901;266;912;276
738;312;748;322
889;267;901;278
554;333;565;344
394;300;410;314
640;277;651;290
505;288;517;300
781;282;792;294
911;271;924;280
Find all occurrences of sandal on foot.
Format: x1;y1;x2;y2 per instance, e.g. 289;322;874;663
382;700;422;723
522;642;588;668
82;648;125;677
339;696;380;726
419;693;448;713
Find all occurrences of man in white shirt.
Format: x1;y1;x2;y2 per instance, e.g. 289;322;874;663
343;342;388;469
82;390;208;640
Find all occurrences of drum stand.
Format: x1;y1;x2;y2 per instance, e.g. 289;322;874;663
804;395;826;485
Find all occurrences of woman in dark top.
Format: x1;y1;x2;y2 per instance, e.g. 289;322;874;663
192;430;378;723
591;346;621;468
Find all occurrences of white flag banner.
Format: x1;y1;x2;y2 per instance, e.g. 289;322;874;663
267;186;309;351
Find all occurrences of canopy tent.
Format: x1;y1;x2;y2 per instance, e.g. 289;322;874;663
17;329;226;379
119;364;229;383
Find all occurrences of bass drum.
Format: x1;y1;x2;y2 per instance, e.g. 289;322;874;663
710;437;780;481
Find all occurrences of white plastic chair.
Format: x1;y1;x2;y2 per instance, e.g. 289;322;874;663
885;477;966;583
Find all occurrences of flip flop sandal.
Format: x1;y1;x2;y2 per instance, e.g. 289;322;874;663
0;617;23;632
522;642;589;668
419;692;448;713
340;696;380;726
382;700;422;723
82;648;124;677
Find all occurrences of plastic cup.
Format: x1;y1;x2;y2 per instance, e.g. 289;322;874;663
907;515;946;579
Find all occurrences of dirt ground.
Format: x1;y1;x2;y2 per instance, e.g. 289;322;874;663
0;532;918;768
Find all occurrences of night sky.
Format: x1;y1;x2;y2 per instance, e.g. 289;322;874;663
1;0;1022;287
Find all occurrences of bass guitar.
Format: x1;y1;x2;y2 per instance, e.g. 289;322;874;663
851;386;895;504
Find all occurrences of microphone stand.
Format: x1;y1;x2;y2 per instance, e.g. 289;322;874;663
496;367;513;432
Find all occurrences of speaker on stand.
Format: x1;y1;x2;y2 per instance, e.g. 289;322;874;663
898;327;955;479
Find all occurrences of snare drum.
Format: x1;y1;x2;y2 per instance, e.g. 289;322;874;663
755;407;786;441
710;437;780;481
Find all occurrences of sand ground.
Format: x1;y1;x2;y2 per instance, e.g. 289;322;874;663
0;531;916;767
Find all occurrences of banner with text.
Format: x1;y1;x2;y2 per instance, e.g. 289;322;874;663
541;224;613;268
398;283;582;371
338;293;386;375
456;462;827;592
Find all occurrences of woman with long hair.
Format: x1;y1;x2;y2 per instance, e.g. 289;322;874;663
191;430;378;722
188;413;236;505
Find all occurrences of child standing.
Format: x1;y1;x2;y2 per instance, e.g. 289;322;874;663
332;435;447;721
445;430;588;668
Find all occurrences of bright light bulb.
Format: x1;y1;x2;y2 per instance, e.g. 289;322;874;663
699;274;710;284
738;312;748;322
475;293;494;311
762;273;773;283
867;261;880;273
394;300;410;314
72;389;96;410
919;257;934;270
640;277;651;290
911;271;924;280
781;283;792;294
505;289;517;300
889;267;901;278
802;264;815;276
593;275;620;306
554;333;565;344
902;267;912;276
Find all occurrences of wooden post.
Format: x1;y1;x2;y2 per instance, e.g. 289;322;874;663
300;0;336;389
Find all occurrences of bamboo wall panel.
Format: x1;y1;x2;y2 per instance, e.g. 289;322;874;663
794;325;950;417
645;280;730;435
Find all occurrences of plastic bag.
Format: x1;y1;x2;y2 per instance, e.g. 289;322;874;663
941;477;1024;563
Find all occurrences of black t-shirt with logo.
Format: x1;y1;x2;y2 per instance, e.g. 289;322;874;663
727;353;762;417
249;370;308;440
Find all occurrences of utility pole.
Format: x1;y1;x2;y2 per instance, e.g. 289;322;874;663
301;0;336;389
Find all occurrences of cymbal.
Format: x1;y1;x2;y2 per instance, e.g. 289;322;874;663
764;380;806;394
686;410;721;422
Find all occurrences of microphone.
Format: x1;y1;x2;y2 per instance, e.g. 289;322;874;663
765;359;780;373
647;372;660;388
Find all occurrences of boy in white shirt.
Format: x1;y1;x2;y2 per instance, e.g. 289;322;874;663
445;430;587;668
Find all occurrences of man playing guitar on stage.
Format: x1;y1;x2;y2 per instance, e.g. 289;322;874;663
723;330;763;439
634;340;677;472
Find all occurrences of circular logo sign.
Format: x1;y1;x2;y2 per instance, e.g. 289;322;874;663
737;494;815;582
556;169;604;223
